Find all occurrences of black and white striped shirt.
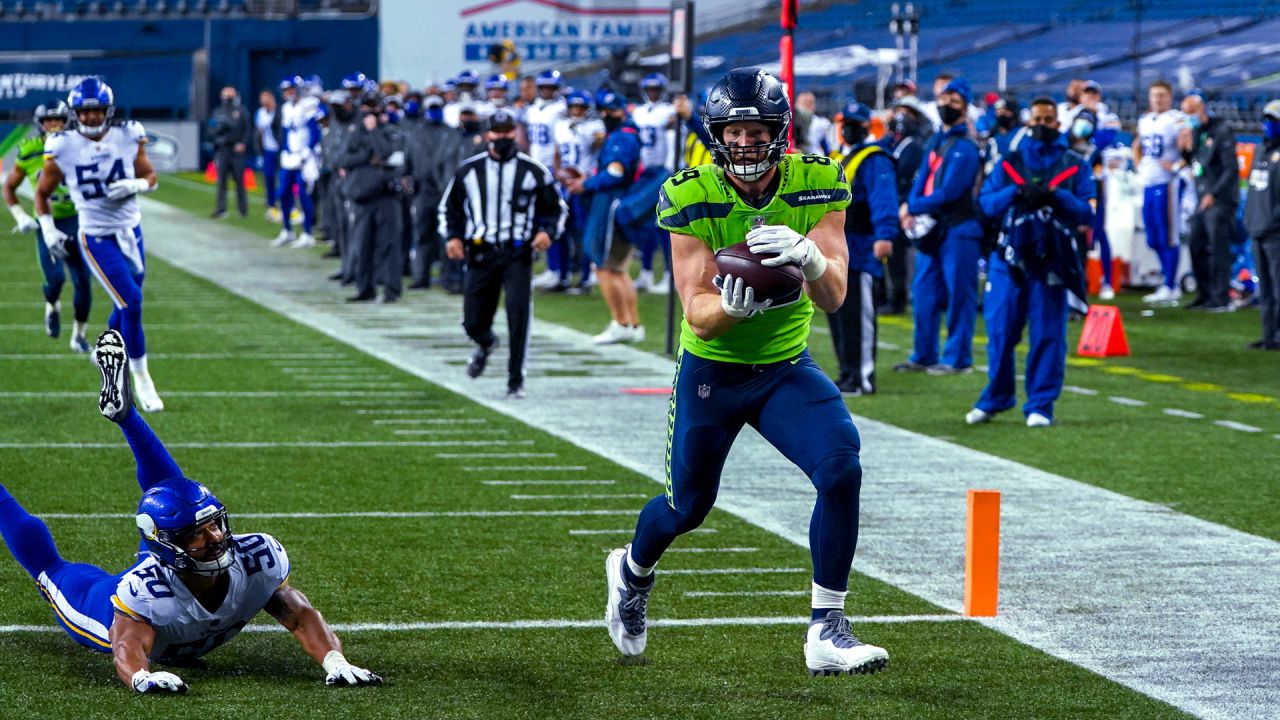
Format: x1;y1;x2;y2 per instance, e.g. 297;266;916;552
439;151;567;248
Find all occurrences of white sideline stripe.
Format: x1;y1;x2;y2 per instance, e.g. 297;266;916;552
386;418;487;426
661;567;809;576
358;429;507;436
0;614;962;635
684;591;807;598
339;400;439;406
1163;408;1205;419
664;547;759;554
373;416;471;424
280;367;382;373
463;465;586;471
0;391;413;399
0;352;351;361
1214;420;1263;433
356;409;475;416
36;509;639;520
0;440;532;449
1062;385;1099;396
511;493;646;500
483;480;615;486
306;383;408;389
570;528;716;535
436;452;557;458
1109;396;1148;407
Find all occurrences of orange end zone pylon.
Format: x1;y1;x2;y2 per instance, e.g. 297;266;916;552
1077;305;1129;357
964;489;1000;617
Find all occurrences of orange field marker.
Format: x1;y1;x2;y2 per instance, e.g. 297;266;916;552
964;489;1000;617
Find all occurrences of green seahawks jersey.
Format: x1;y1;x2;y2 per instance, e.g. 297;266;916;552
16;135;76;220
656;153;850;364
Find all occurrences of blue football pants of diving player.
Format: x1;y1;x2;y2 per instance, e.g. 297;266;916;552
1143;183;1180;290
974;255;1069;421
0;409;182;652
279;167;316;234
79;226;148;359
36;215;93;324
628;349;864;592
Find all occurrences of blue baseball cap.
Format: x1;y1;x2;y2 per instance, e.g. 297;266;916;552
942;78;972;105
842;101;872;123
598;92;626;112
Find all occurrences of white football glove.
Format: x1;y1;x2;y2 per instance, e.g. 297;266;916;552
746;224;829;281
8;204;38;234
105;178;151;201
131;669;187;694
323;651;383;687
37;214;69;261
714;273;772;319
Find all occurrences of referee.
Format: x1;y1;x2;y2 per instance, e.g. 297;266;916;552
440;109;566;398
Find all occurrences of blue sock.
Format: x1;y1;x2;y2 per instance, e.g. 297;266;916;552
812;607;839;622
621;561;653;589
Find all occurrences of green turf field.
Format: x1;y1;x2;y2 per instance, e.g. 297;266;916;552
0;181;1198;717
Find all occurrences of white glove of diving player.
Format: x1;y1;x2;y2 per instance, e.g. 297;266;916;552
37;214;69;261
8;205;38;234
105;178;151;201
131;669;187;694
714;273;772;319
322;650;383;687
746;224;829;281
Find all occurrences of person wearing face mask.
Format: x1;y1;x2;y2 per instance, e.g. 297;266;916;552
337;90;413;304
967;96;1093;428
1244;100;1280;349
440;110;566;397
985;94;1026;174
208;86;252;219
875;96;927;315
403;93;461;290
320;89;359;285
561;92;645;344
827;102;898;395
896;77;984;376
1068;108;1116;300
1179;92;1238;312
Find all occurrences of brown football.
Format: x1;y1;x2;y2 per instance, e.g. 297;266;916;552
714;241;804;305
555;166;583;184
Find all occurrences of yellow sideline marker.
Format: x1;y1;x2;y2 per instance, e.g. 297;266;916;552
964;489;1001;617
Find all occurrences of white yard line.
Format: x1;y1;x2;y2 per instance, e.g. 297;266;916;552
570;528;716;535
1062;385;1099;396
37;509;639;520
435;452;557;457
483;480;616;486
356;409;475;416
1163;408;1206;419
0;352;350;361
510;493;647;500
1213;420;1263;433
463;465;586;471
1108;396;1148;407
663;547;759;554
135;195;1280;719
0;391;412;399
0;440;533;449
683;591;807;598
661;568;810;576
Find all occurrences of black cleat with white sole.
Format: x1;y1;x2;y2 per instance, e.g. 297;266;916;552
94;330;134;423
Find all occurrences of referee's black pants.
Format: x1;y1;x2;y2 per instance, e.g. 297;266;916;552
827;269;878;394
463;244;533;392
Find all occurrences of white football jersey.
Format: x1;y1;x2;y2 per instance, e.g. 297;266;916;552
282;97;321;156
554;116;604;175
112;533;291;662
1137;109;1186;187
632;100;676;170
524;98;566;169
43;122;146;234
256;108;279;152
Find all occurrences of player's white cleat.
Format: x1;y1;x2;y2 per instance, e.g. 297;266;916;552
605;546;650;656
265;207;282;223
650;275;670;295
593;320;635;345
291;232;316;249
804;610;889;677
965;408;994;425
1098;283;1115;301
93;330;133;423
633;269;654;292
1143;286;1180;304
69;333;90;353
44;301;61;338
131;362;165;413
531;269;560;290
1026;412;1053;428
272;229;295;247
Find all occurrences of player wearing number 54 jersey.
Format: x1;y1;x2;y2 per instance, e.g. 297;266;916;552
36;77;164;412
0;330;381;694
604;67;889;676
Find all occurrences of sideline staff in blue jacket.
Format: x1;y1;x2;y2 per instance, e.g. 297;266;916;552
896;78;983;375
967;96;1094;427
829;102;898;395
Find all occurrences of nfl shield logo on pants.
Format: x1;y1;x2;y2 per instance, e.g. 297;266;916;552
698;384;711;399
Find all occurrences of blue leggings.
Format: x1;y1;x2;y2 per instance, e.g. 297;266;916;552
0;410;181;652
36;215;93;323
1143;183;1180;289
262;150;280;209
630;349;863;592
79;226;147;359
279;168;315;233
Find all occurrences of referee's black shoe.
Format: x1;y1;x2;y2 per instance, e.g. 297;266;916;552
467;338;499;379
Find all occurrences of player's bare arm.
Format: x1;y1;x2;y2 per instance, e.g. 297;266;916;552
672;230;742;341
134;143;158;189
801;210;850;313
109;609;157;687
266;583;382;687
2;162;26;207
33;158;63;216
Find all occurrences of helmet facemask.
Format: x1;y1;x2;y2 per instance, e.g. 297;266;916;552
74;106;111;137
706;117;789;182
137;507;234;576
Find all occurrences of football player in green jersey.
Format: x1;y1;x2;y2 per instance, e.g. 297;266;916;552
3;101;93;352
604;68;889;676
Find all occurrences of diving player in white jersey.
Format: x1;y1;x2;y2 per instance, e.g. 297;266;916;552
275;75;320;248
628;72;678;293
1134;79;1188;303
0;330;381;694
36;77;164;412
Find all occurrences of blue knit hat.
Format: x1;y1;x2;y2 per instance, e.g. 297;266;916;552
942;78;972;105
